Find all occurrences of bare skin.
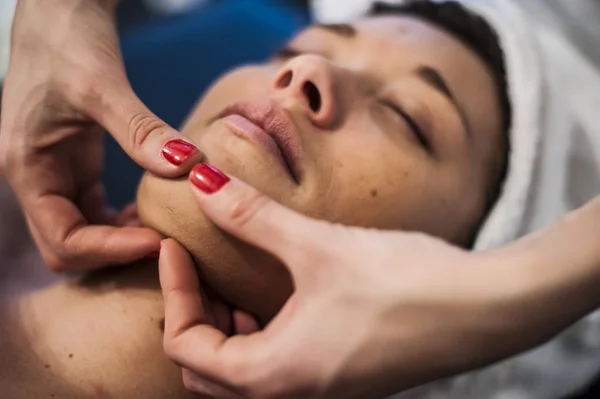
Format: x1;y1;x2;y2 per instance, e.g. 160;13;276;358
0;181;199;399
0;15;504;398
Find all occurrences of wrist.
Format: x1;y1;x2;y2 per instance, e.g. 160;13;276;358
484;198;600;351
455;251;539;365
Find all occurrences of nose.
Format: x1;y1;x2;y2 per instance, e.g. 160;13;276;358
272;55;338;128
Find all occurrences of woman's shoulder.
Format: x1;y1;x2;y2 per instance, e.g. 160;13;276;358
1;261;197;399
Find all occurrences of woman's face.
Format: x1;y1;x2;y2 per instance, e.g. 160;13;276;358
137;16;505;322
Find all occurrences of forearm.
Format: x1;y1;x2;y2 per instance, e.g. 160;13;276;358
491;196;600;352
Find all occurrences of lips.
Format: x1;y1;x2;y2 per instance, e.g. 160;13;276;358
218;102;302;183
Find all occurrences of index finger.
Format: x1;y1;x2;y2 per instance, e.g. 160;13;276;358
94;84;203;178
189;164;331;277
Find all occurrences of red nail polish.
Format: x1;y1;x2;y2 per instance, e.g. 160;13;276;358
190;163;230;194
145;250;160;259
162;139;197;166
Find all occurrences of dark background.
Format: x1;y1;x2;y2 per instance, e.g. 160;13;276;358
105;0;309;207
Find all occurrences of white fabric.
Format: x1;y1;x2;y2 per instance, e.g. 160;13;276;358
311;0;600;398
0;0;16;83
143;0;208;15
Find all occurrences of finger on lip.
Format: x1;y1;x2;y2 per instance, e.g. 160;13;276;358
218;101;303;183
221;114;290;175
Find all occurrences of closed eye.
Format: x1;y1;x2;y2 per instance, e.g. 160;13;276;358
381;100;430;151
275;46;430;152
274;46;302;60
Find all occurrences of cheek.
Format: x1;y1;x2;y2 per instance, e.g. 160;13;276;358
309;117;471;238
324;156;430;229
323;158;472;241
310;119;432;228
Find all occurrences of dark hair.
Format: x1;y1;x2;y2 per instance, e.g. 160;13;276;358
371;0;511;243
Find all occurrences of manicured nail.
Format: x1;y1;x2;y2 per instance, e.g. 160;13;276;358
145;250;160;259
190;163;230;194
162;139;198;166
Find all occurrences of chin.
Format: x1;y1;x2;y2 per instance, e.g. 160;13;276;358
136;170;293;325
194;119;300;196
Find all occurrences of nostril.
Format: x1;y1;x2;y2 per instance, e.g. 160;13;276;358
303;81;321;113
276;70;293;89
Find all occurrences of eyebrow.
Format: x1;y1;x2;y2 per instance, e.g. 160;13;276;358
415;66;471;137
314;23;357;38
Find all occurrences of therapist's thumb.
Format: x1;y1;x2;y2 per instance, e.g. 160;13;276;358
91;83;203;177
188;163;328;274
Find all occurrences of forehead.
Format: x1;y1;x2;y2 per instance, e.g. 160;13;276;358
356;16;466;52
295;16;485;82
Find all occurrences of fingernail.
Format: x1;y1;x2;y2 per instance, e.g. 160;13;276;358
190;163;230;194
145;250;160;259
162;139;198;166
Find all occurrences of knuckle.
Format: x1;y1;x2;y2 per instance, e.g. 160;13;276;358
162;336;179;359
227;189;270;231
231;359;283;399
215;356;257;395
70;70;104;111
43;237;77;273
162;335;187;365
181;373;197;392
43;252;68;273
127;112;167;150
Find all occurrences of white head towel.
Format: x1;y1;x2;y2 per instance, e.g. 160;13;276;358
311;0;600;398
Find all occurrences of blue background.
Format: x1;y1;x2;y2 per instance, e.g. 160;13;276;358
104;0;309;207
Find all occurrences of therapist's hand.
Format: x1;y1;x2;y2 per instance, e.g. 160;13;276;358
0;0;202;271
158;163;551;399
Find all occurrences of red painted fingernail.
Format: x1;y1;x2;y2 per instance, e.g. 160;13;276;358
190;163;230;194
145;250;160;259
162;139;198;166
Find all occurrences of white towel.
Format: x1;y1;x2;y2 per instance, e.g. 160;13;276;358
143;0;208;15
311;0;600;398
